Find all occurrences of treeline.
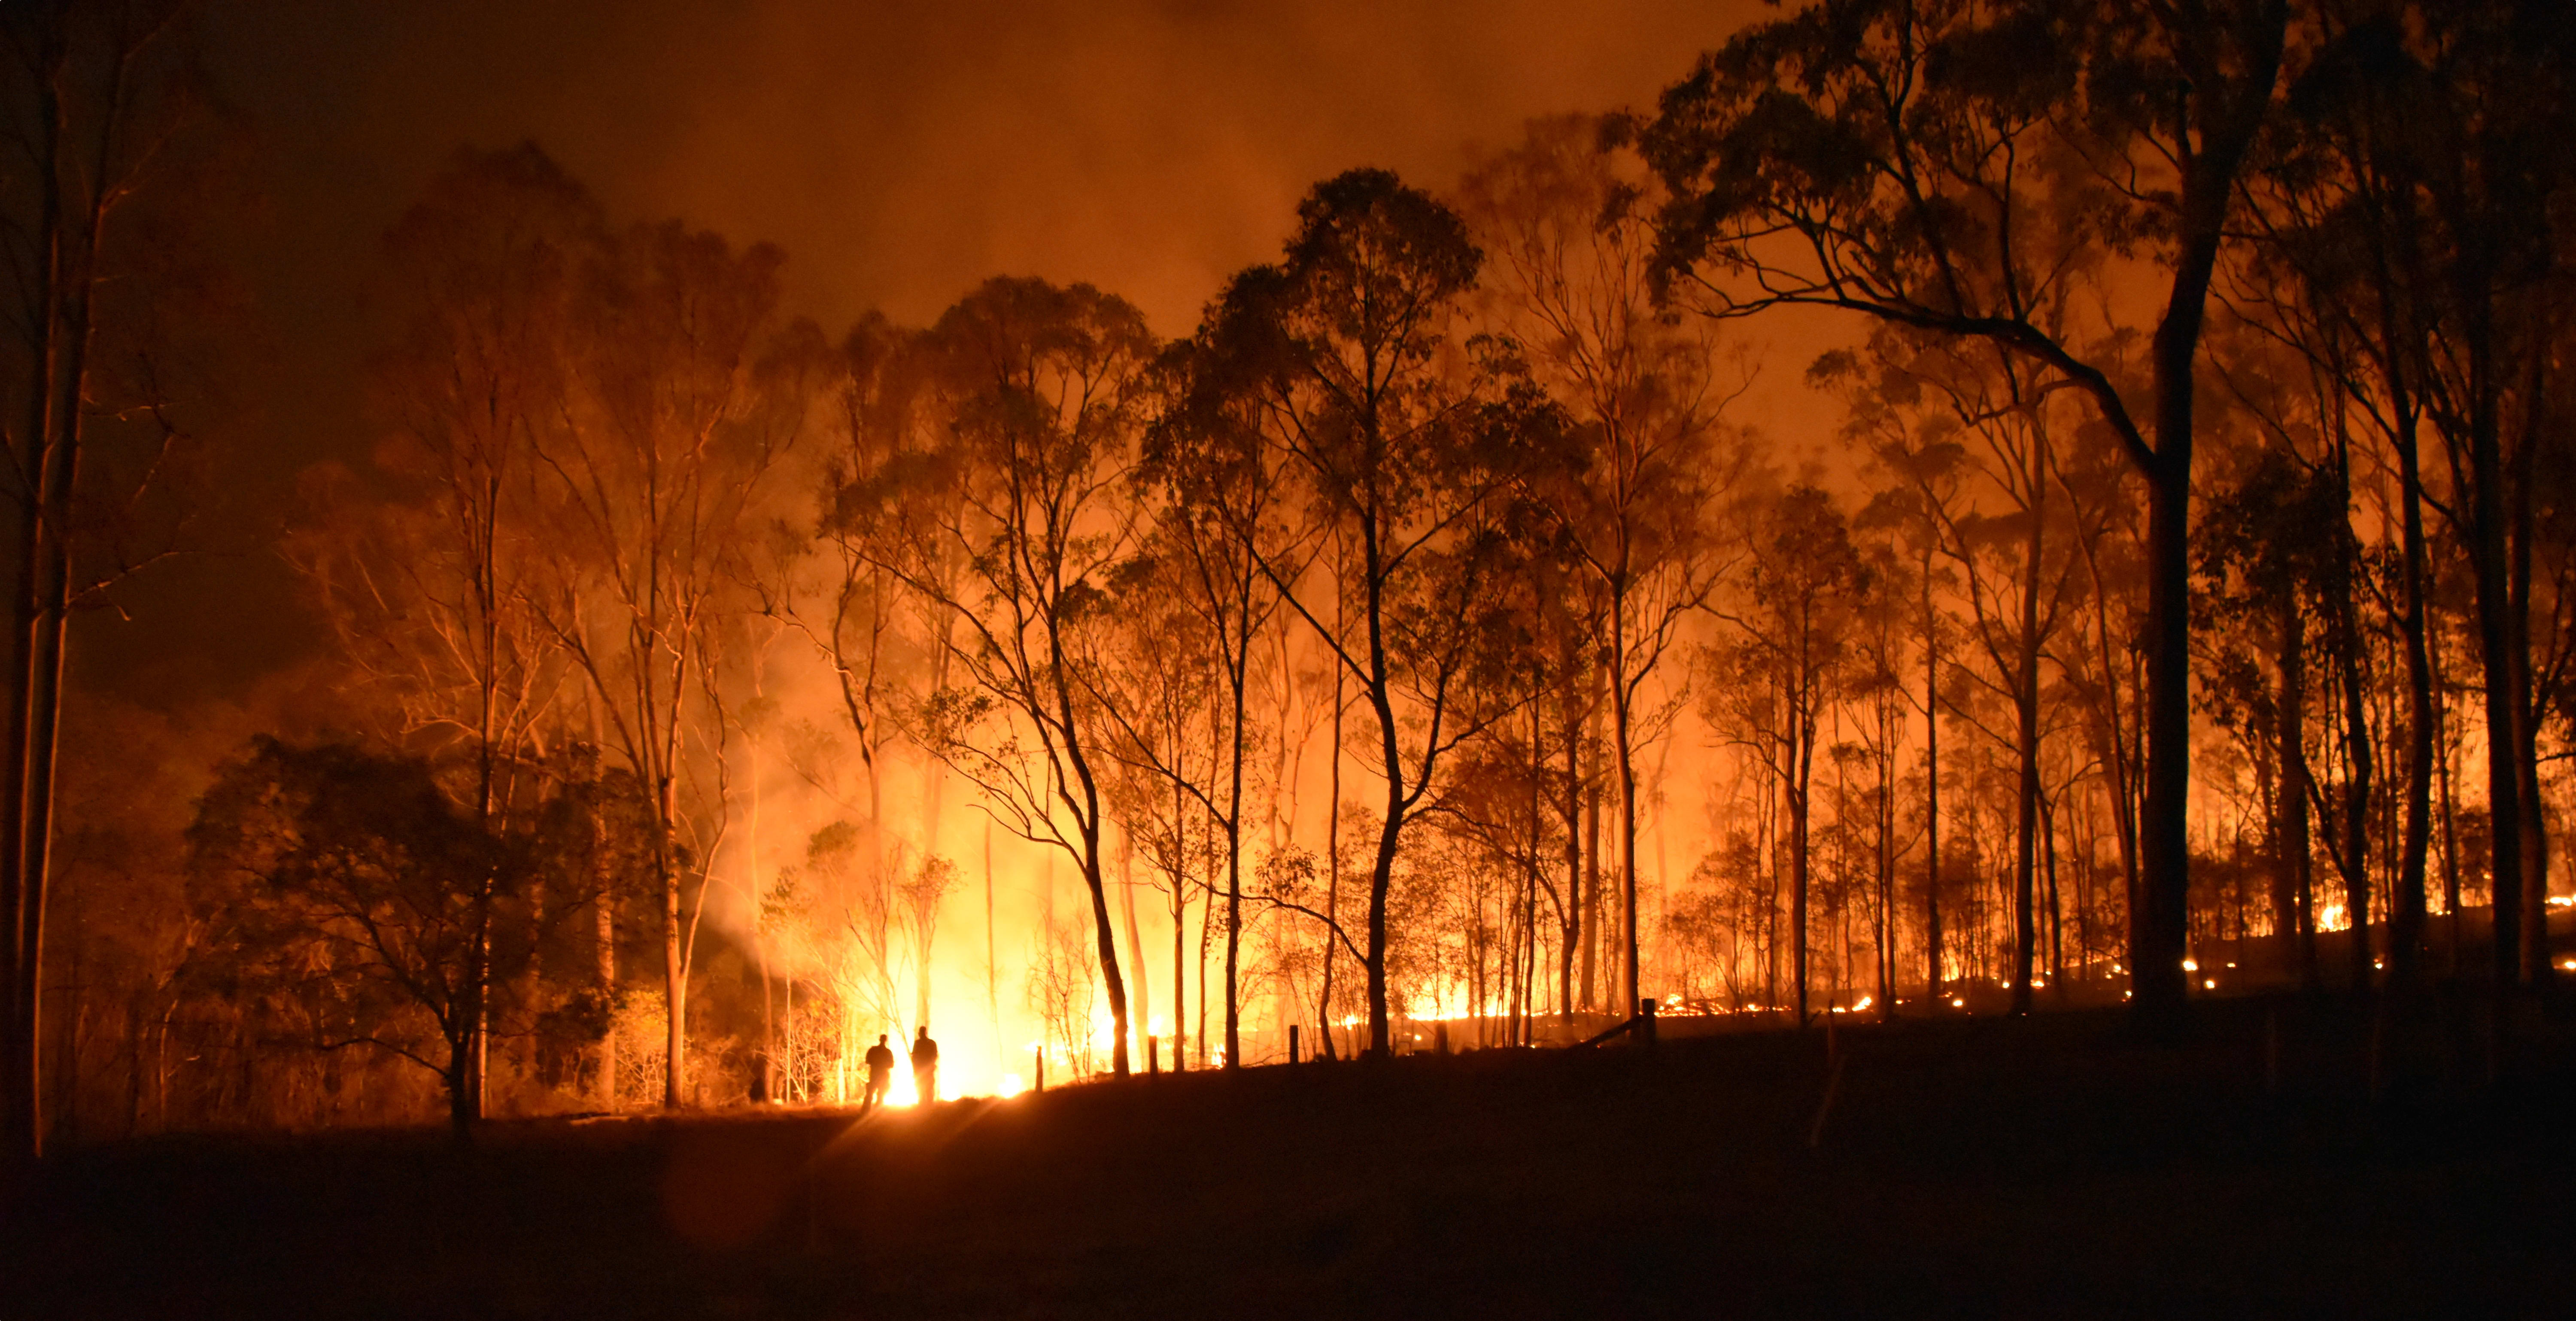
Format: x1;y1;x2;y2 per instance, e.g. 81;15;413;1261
12;0;2576;1144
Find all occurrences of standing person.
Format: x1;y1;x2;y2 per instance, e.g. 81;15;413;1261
910;1026;940;1105
861;1034;896;1114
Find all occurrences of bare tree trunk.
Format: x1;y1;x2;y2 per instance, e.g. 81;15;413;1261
2333;580;2375;993
2506;351;2551;994
2011;494;2044;1016
1559;668;1583;1029
2465;339;2525;988
1320;659;1342;1060
1923;548;1942;1008
985;818;999;1080
1789;680;1813;1030
1119;836;1148;1064
2279;595;2318;988
2390;372;2436;995
1583;775;1601;1014
1222;602;1249;1068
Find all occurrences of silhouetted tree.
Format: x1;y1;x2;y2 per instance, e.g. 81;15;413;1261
0;0;208;1164
853;277;1157;1077
1459;115;1744;1021
1639;0;2291;1021
1715;483;1873;1025
1193;169;1535;1054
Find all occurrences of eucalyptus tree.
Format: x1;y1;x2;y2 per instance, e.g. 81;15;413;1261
1189;169;1538;1054
2252;0;2576;990
1823;330;2090;1013
1638;0;2291;1020
530;220;809;1108
1852;408;1966;1008
1716;483;1874;1026
0;0;208;1163
182;738;635;1136
295;146;597;1120
851;277;1157;1077
1139;337;1293;1068
1091;528;1233;1069
1458;115;1741;1021
2196;449;2359;983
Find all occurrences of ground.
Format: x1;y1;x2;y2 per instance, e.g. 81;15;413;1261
9;994;2573;1318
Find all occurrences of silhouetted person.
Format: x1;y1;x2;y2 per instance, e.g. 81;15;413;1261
910;1025;940;1104
861;1034;895;1114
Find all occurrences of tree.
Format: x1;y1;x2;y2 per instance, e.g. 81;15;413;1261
1191;169;1534;1054
531;216;807;1108
186;740;522;1135
0;0;216;1163
1827;329;2093;1012
2256;0;2576;990
1716;483;1872;1025
1639;0;2290;1021
1139;337;1292;1069
292;144;596;1123
851;276;1157;1078
1458;115;1743;1021
2196;446;2354;983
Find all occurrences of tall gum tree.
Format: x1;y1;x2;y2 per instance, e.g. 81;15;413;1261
2257;2;2574;991
1;0;207;1162
1457;115;1743;1022
850;277;1156;1078
1194;170;1534;1054
1136;348;1291;1069
1637;0;2290;1021
291;146;597;1124
532;219;803;1108
1716;483;1871;1025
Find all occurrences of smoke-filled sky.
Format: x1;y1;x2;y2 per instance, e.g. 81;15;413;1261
89;0;1770;709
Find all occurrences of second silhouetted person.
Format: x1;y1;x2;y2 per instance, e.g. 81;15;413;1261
910;1026;939;1104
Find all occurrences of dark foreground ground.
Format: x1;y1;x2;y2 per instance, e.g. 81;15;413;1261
9;995;2575;1319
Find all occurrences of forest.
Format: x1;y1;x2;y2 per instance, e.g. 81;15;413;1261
3;0;2573;1168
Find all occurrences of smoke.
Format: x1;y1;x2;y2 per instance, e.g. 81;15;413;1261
82;0;1764;713
73;0;1806;1106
